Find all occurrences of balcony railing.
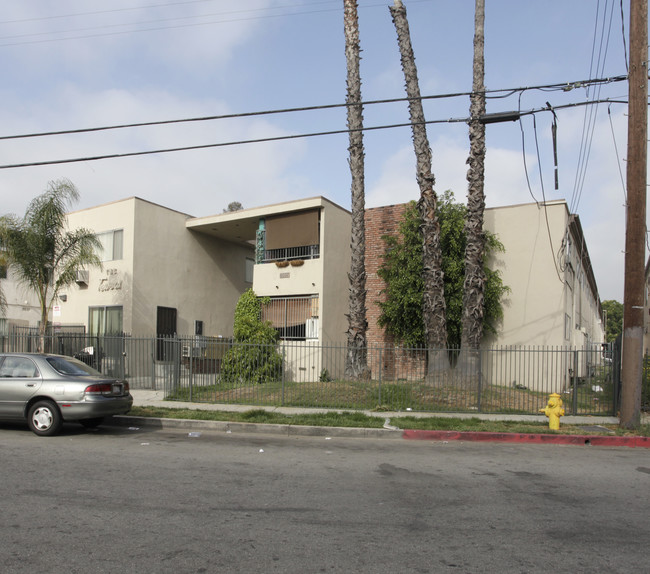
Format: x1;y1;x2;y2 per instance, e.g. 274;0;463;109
263;244;320;262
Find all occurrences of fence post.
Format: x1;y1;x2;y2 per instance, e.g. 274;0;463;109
378;346;382;407
281;345;286;406
572;349;579;415
189;341;193;402
477;348;483;413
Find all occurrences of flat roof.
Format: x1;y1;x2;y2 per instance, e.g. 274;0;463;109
186;196;348;245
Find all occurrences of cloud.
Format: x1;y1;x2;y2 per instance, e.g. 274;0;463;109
0;86;309;217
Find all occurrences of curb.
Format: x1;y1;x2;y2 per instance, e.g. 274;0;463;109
111;415;404;439
402;429;650;448
112;415;650;447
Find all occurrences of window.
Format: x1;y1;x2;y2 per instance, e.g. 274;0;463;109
96;229;124;262
0;356;39;378
261;295;319;340
89;306;123;336
245;258;254;283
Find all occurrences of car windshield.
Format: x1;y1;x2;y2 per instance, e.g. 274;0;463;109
46;356;102;376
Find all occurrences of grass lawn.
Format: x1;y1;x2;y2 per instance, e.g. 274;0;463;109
127;405;650;437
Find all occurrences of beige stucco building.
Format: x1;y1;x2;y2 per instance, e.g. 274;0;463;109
62;197;253;338
3;195;604;372
482;200;604;348
0;266;43;336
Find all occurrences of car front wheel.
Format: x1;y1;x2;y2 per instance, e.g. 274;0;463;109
27;400;63;436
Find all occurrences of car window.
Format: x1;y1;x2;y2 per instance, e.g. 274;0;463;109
0;357;39;378
46;356;101;376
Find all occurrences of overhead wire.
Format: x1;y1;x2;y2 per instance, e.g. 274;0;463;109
0;75;627;142
0;96;629;171
570;0;616;214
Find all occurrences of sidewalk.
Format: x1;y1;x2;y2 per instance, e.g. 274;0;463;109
116;390;650;448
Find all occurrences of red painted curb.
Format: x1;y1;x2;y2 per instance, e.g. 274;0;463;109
402;429;650;448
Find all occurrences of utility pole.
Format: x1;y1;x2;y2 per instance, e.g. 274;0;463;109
620;0;647;429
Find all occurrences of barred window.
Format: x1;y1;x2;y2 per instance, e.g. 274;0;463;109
261;295;319;340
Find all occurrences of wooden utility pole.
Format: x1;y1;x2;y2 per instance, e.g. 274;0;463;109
620;0;647;429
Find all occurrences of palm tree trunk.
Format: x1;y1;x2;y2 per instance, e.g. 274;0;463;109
460;0;487;371
390;0;449;373
344;0;370;379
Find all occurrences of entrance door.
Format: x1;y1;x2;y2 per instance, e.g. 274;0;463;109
156;307;177;361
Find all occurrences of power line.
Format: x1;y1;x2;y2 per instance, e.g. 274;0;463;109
0;1;428;48
0;97;629;171
0;75;628;142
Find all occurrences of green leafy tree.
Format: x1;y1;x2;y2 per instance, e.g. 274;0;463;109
377;193;509;349
0;179;102;351
221;288;282;384
223;201;243;213
602;299;623;342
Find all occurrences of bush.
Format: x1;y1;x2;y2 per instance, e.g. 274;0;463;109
221;289;283;384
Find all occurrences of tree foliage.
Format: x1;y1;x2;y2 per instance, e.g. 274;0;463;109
602;299;623;342
0;179;102;349
221;288;282;384
377;192;509;349
223;201;243;213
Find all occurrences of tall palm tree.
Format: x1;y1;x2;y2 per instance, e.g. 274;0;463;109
344;0;370;379
390;0;448;373
460;0;487;370
0;179;102;352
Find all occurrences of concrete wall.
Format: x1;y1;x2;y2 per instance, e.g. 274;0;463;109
319;200;352;343
130;199;252;336
64;197;252;337
482;201;571;347
0;267;43;330
60;198;136;332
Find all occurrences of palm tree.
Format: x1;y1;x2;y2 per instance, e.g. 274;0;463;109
460;0;487;370
0;179;102;352
344;0;370;379
390;0;449;373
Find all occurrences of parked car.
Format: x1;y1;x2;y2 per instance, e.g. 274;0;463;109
0;353;133;436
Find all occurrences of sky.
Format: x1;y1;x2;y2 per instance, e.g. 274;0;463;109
0;0;640;302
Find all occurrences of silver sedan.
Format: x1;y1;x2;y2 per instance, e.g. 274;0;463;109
0;353;133;436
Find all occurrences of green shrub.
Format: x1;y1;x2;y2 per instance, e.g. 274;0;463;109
221;289;283;384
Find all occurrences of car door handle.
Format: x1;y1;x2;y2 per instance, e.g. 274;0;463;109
25;383;36;387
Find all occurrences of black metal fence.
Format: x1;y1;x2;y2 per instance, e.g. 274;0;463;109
0;329;624;416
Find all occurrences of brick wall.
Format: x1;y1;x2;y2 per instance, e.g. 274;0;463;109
364;203;426;380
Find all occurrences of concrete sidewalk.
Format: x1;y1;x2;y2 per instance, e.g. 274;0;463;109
109;390;650;448
131;389;618;425
128;389;623;424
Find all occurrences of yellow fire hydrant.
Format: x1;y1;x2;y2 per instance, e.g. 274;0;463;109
540;393;565;430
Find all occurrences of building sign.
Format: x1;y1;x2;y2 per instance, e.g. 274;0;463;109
98;268;123;292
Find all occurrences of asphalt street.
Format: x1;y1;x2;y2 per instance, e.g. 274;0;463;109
1;422;649;573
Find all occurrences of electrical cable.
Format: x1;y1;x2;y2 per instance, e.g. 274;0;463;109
0;75;628;142
607;104;627;202
0;97;630;171
533;113;564;283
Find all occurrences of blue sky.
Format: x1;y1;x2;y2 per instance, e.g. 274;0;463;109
0;0;638;302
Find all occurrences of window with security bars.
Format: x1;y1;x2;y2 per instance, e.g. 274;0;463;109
261;295;319;340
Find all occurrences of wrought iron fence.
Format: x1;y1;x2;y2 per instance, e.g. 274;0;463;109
0;330;621;416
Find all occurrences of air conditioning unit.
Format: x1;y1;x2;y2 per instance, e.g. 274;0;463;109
75;270;89;285
305;318;319;339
